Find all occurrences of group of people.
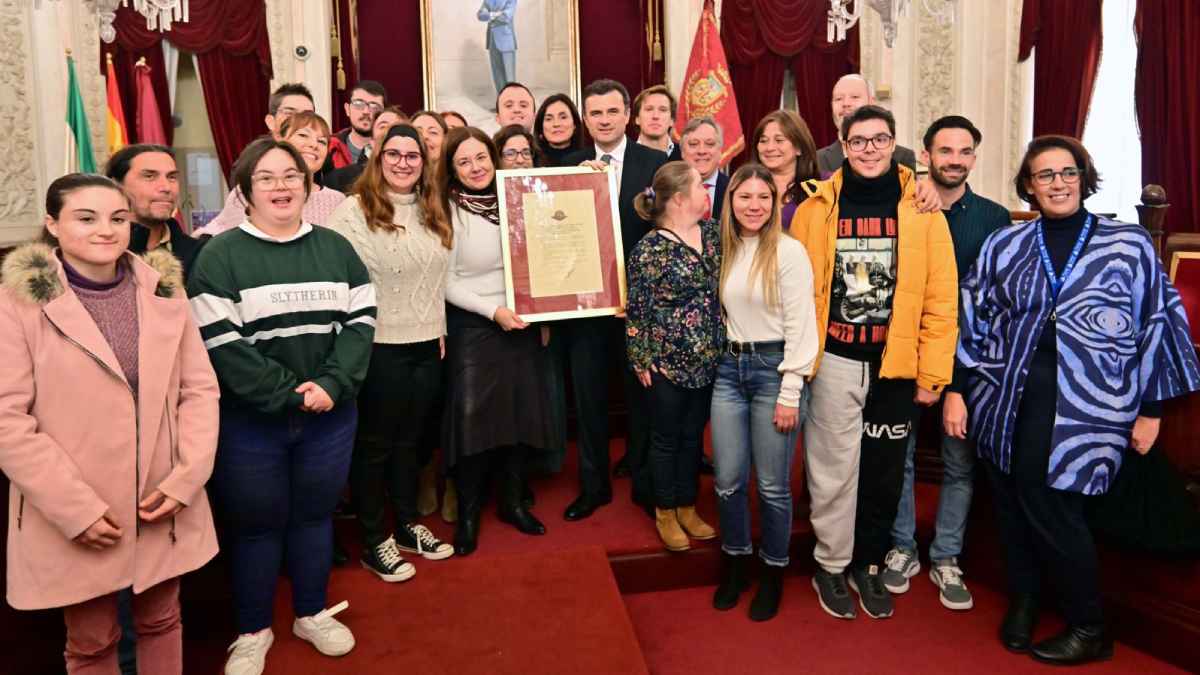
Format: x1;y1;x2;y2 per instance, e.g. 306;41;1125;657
1;68;1198;675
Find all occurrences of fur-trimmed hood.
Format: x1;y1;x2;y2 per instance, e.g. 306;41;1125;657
1;243;183;305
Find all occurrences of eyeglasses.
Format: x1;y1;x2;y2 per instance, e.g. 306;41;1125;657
1031;167;1082;186
845;133;895;152
349;99;384;113
252;173;305;190
502;148;533;161
382;149;422;165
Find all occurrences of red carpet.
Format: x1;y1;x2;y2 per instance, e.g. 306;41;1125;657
624;576;1188;675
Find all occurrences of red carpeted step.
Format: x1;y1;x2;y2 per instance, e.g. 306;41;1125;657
259;545;647;675
623;574;1187;675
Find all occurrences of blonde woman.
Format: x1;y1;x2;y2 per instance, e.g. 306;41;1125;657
709;163;818;621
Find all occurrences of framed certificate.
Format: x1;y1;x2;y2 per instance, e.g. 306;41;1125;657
497;166;626;322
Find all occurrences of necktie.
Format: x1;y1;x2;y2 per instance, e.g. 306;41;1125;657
703;193;712;221
600;153;613;165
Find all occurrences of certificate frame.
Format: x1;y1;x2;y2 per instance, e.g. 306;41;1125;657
496;166;626;322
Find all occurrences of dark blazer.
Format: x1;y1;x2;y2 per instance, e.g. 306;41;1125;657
565;141;669;258
710;171;730;220
817;140;917;178
324;163;365;195
128;218;208;281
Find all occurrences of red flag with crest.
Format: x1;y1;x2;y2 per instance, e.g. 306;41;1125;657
675;0;744;164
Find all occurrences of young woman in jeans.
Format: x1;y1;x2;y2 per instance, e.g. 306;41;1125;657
709;163;818;621
626;161;723;552
188;138;376;675
0;174;220;673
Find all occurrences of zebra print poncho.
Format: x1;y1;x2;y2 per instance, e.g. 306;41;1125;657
957;214;1200;495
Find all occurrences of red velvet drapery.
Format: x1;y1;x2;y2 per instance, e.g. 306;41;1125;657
103;45;173;146
720;0;859;164
1136;1;1200;235
1018;0;1103;139
579;0;664;136
103;0;272;177
356;0;423;116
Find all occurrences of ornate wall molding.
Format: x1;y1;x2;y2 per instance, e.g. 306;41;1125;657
913;0;956;149
1005;0;1027;209
0;0;39;234
265;0;293;92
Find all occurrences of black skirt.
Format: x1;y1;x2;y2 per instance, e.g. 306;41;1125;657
442;305;556;468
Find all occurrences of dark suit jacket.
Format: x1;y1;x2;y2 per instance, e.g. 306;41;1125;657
817;140;917;178
710;171;730;220
565;141;669;258
128;218;208;281
324;163;365;195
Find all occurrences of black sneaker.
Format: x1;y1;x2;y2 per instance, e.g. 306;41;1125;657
811;569;856;619
395;523;454;561
848;564;894;619
361;536;416;582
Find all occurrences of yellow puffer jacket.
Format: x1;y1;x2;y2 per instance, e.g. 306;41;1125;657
786;164;958;392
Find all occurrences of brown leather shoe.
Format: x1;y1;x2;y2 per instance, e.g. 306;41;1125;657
655;508;691;551
676;506;717;540
417;463;438;517
441;479;458;524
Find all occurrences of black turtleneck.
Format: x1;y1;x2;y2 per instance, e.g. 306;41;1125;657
1039;206;1093;275
825;161;903;361
540;143;579;168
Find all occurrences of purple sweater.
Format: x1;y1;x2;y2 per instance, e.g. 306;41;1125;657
63;257;140;395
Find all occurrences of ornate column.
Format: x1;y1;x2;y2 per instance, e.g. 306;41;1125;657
265;0;332;121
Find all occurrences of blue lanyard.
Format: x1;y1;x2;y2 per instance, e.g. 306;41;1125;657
1035;214;1092;317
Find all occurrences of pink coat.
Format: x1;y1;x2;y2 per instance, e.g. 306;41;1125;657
0;244;220;610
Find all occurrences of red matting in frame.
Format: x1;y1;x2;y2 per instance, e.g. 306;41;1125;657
498;167;626;321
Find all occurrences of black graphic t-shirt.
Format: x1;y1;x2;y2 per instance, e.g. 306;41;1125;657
827;161;901;362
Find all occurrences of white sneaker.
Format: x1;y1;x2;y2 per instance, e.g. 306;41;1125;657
293;600;355;656
224;628;273;675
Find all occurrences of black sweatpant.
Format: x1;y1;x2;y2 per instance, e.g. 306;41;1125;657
852;374;919;568
647;372;712;508
351;340;442;547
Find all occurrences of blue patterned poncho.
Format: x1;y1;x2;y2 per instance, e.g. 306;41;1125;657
957;215;1200;495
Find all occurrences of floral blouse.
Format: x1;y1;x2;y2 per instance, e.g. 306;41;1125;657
625;218;724;389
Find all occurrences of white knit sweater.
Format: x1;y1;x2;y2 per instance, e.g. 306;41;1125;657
325;192;448;344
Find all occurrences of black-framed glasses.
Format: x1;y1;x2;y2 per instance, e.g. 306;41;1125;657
1031;167;1082;186
349;99;383;113
382;149;422;165
845;133;895;152
502;148;533;161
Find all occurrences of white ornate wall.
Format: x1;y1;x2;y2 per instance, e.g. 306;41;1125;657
265;0;333;123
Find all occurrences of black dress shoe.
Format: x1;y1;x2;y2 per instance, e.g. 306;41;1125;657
612;454;631;478
699;454;715;475
1031;624;1112;665
499;504;547;535
563;493;613;521
999;593;1039;653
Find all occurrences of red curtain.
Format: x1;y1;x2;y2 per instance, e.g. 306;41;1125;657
721;0;859;164
1018;0;1103;138
102;46;173;146
331;0;360;131
356;0;423;116
102;0;272;176
1136;1;1200;235
579;0;663;135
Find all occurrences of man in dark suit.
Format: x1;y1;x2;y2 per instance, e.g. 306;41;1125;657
679;116;730;220
816;74;917;177
559;79;667;521
105;144;207;280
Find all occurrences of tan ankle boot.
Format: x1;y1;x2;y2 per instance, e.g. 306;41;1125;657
655;508;691;551
676;506;717;540
417;463;438;517
441;479;458;523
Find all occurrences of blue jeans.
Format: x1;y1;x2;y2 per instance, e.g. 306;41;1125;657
890;415;975;561
710;350;803;567
211;403;357;634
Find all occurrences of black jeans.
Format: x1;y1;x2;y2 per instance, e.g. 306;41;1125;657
624;361;654;505
647;372;712;508
852;374;918;568
558;317;618;499
351;340;442;546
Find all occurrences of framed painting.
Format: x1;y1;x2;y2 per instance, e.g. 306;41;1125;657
419;0;580;133
497;166;626;322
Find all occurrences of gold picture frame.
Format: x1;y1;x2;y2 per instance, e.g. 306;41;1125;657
419;0;581;131
496;166;627;322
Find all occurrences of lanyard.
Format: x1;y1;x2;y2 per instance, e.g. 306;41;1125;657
1035;214;1093;320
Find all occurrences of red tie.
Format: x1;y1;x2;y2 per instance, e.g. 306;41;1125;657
703;193;712;220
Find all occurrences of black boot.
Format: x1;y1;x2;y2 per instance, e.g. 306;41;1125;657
522;480;535;508
453;497;481;557
749;563;784;622
498;450;546;536
1031;624;1112;665
712;552;751;610
999;593;1039;653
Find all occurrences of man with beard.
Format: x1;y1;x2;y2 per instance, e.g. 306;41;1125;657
107;144;207;280
880;115;1010;613
335;80;388;167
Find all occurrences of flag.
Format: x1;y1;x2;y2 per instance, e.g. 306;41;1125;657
134;58;168;145
675;0;744;165
106;53;129;155
65;53;97;173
